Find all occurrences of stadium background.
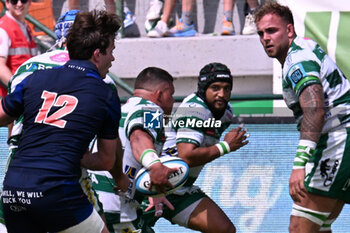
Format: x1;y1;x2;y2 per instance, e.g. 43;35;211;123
0;0;349;232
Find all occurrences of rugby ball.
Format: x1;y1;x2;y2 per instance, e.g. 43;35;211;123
135;156;189;196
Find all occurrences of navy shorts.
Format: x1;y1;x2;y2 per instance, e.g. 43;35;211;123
2;181;93;233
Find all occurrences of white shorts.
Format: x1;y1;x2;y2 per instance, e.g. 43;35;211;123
58;209;104;233
0;222;7;233
305;128;350;203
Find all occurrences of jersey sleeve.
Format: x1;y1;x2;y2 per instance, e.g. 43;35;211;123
285;61;321;97
2;75;27;117
174;104;208;146
97;89;121;139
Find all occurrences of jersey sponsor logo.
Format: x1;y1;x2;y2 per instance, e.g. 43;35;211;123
50;52;70;63
288;65;305;85
121;227;139;233
163;146;178;156
35;90;78;128
124;165;136;179
26;62;54;72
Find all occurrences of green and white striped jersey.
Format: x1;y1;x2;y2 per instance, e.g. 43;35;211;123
282;36;350;133
162;93;234;194
120;96;166;154
90;96;166;223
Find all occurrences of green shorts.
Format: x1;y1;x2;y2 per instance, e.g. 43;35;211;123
305;127;350;203
141;187;207;228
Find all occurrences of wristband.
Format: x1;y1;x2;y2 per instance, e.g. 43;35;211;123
215;141;231;156
140;149;160;169
293;139;316;169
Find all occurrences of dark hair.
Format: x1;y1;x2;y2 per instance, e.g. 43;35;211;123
134;67;173;90
254;2;294;26
197;62;232;101
66;10;121;60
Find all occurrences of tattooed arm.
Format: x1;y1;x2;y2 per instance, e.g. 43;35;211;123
299;83;325;142
289;83;325;203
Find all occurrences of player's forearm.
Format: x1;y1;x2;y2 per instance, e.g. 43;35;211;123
130;129;157;162
0;102;15;126
81;138;117;170
177;143;220;167
109;138;124;179
299;84;325;143
81;150;115;171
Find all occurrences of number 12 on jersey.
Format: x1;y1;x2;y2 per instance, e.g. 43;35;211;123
35;90;78;128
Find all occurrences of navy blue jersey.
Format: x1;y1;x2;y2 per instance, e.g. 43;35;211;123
2;59;121;187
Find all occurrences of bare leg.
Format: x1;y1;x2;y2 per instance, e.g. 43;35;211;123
182;0;194;12
224;0;234;12
222;0;236;35
187;197;236;233
160;0;176;24
289;192;345;233
317;200;344;233
181;0;195;25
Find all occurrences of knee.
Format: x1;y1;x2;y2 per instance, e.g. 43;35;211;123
289;222;297;233
289;215;302;233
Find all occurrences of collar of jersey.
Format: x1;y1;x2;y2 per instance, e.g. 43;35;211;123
65;59;101;78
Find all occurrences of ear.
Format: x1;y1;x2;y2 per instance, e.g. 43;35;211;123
90;48;100;65
155;89;162;102
286;24;295;38
5;0;10;8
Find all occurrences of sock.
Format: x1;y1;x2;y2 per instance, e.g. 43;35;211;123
182;11;192;25
224;10;233;22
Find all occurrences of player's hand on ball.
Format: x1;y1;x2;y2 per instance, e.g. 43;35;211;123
145;196;175;217
224;124;249;151
149;162;177;194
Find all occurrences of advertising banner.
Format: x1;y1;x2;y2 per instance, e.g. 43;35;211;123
153;124;350;232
